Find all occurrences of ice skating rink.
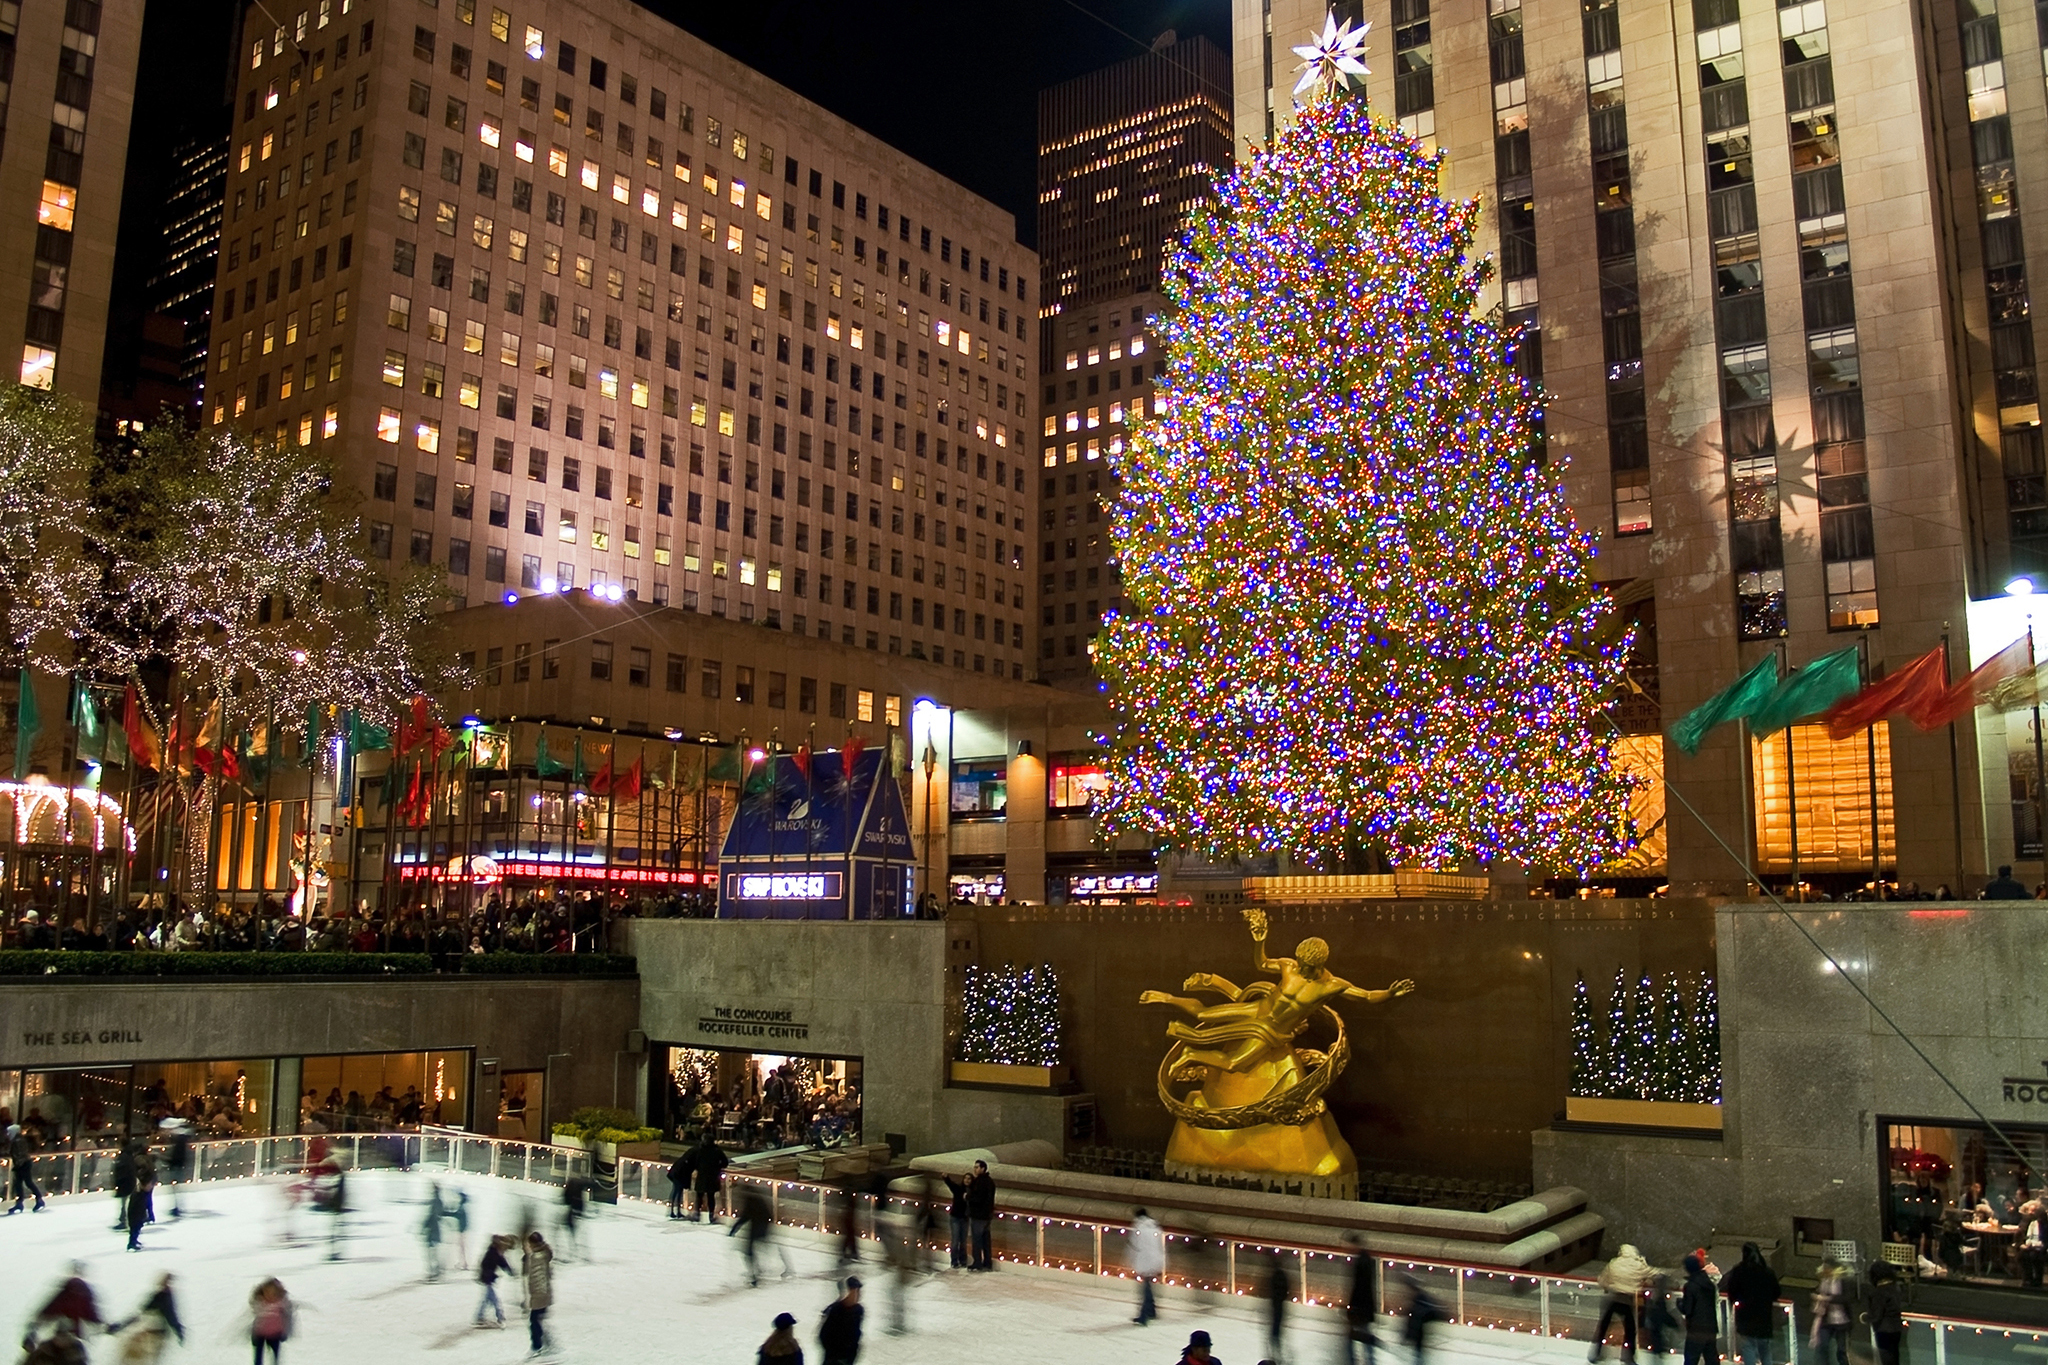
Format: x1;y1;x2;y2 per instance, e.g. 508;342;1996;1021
0;1171;1596;1363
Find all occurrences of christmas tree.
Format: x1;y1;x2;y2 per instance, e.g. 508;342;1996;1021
1691;974;1722;1104
1629;974;1659;1101
1601;968;1633;1097
1568;972;1597;1096
958;962;1064;1067
1090;35;1636;872
1652;974;1687;1102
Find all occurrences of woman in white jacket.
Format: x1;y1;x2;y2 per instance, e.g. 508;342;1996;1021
1130;1208;1166;1326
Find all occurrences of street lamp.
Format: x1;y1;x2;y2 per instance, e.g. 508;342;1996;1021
920;737;939;917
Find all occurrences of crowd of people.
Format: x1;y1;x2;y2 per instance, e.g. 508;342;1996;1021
664;1060;863;1154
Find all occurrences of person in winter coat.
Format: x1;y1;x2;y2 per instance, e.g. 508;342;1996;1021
1344;1234;1380;1365
1263;1248;1292;1362
965;1160;996;1270
1640;1274;1679;1357
36;1266;102;1337
112;1273;184;1365
1130;1208;1166;1325
523;1230;555;1355
476;1233;513;1327
113;1142;139;1231
1677;1254;1720;1365
1718;1242;1782;1365
690;1134;728;1224
7;1121;46;1213
818;1278;863;1365
1591;1244;1652;1363
1178;1329;1219;1364
941;1172;971;1268
126;1149;158;1253
249;1278;293;1364
1810;1263;1852;1365
1403;1274;1446;1365
759;1311;804;1365
1867;1261;1906;1365
666;1152;692;1218
422;1183;448;1281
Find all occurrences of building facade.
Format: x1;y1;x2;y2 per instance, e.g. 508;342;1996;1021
207;0;1040;685
0;0;142;403
146;133;231;396
1229;0;2037;892
1035;36;1231;682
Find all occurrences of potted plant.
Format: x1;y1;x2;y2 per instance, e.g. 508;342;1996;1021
552;1106;663;1163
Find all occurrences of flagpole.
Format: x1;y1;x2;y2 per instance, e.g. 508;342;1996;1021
117;692;139;921
1861;637;1882;899
1944;626;1968;892
1772;644;1800;901
2030;621;2046;881
58;676;77;936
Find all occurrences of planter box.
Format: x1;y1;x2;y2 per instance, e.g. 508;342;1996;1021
1565;1097;1723;1130
950;1061;1072;1089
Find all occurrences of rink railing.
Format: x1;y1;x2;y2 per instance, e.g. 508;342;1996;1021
24;1133;2043;1365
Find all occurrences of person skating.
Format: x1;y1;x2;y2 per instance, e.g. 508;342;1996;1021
1402;1274;1446;1365
448;1188;471;1270
736;1184;794;1286
113;1140;140;1231
1262;1248;1290;1362
1179;1328;1220;1363
1809;1262;1851;1365
422;1183;447;1281
942;1170;970;1268
127;1145;158;1253
560;1176;590;1258
34;1265;102;1338
691;1132;728;1224
476;1233;513;1328
159;1118;192;1218
248;1278;293;1365
965;1159;996;1270
1718;1243;1781;1365
1343;1234;1379;1365
1130;1207;1166;1325
1640;1274;1678;1357
7;1121;47;1213
818;1277;863;1365
667;1150;692;1219
1677;1254;1719;1365
758;1311;804;1365
1867;1261;1905;1365
1590;1244;1650;1363
522;1229;555;1357
110;1272;185;1365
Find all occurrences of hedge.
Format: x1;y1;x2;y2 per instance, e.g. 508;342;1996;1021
0;950;637;979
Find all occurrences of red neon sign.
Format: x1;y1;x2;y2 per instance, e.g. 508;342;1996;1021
396;862;701;885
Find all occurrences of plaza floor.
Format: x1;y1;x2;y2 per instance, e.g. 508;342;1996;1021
0;1171;1598;1364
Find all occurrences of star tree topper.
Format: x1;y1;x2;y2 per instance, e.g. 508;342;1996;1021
1291;14;1371;98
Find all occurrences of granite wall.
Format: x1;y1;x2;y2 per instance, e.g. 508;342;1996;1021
1536;901;2048;1267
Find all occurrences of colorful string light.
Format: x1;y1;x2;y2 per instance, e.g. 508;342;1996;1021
1092;89;1638;873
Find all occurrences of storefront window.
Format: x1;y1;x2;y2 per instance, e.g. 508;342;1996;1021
949;871;1005;904
1067;872;1159;902
1882;1117;2048;1289
0;1061;278;1149
655;1044;862;1151
1048;752;1110;814
950;757;1007;818
296;1049;473;1133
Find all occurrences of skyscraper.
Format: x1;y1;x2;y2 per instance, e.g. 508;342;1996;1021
1035;34;1231;681
1230;0;2041;892
146;134;231;396
205;0;1040;683
0;0;144;404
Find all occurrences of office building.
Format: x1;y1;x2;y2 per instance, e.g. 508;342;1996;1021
0;0;144;404
1035;35;1231;681
1228;0;2048;893
146;133;232;395
207;0;1040;685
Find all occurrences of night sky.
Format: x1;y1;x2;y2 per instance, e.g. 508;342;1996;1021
114;0;1234;310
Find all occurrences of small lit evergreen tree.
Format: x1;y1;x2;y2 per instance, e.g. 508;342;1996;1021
1569;972;1597;1096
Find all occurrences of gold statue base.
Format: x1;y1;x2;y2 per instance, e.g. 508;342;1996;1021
1163;1112;1360;1202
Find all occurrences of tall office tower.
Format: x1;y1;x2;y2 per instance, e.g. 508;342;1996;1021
1228;0;2048;892
1035;34;1231;681
145;134;231;396
0;0;143;404
207;0;1039;682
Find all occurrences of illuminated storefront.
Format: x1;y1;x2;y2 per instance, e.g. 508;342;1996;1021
1881;1117;2048;1293
652;1043;862;1151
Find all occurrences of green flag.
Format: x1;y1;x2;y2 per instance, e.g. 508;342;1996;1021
345;710;392;752
1670;656;1778;756
535;727;569;778
70;679;103;761
706;740;741;783
1749;647;1864;737
301;703;323;768
13;668;40;780
570;732;589;786
744;744;775;796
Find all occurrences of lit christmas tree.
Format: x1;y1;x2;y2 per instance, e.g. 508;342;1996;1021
1652;974;1687;1102
1601;967;1632;1097
958;962;1064;1067
1690;974;1722;1104
1090;38;1636;872
1629;974;1659;1101
1568;972;1597;1096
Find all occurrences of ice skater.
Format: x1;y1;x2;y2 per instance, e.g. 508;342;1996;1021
109;1273;185;1364
818;1277;863;1365
667;1150;691;1219
1130;1207;1165;1325
475;1234;513;1328
448;1187;471;1270
114;1140;140;1232
1263;1248;1291;1361
6;1121;47;1213
560;1176;591;1259
1402;1274;1446;1365
248;1279;293;1364
758;1311;803;1363
1343;1235;1380;1365
313;1159;347;1261
1178;1329;1218;1364
422;1183;448;1280
523;1229;555;1357
159;1118;192;1218
690;1131;727;1224
734;1184;794;1285
126;1144;158;1253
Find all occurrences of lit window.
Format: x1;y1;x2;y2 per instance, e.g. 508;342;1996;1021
382;350;406;386
740;558;757;586
548;145;568;177
459;374;481;408
377;407;403;442
957;329;971;355
671;200;688;228
718;406;735;436
856;689;875;723
1130;335;1147;356
631;378;649;408
480;119;501;148
767;567;783;592
600;366;618;398
1087;407;1100;429
1087;346;1100;365
725;222;743;252
1065;412;1080;433
416;418;441;453
238;143;252;171
323;406;339;437
729;178;746;207
559;510;578;542
612;174;631;203
641;187;659;216
1109;401;1125;424
826;313;841;340
515;137;533;163
851;325;864;351
298;413;314;446
580;160;599;190
1065;350;1078;370
37;182;76;231
936;320;952;347
756;193;772;221
18;346;55;390
524;25;543;58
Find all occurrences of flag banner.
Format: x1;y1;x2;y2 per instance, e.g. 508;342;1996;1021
12;668;38;780
1907;637;2032;730
535;727;569;779
1985;659;2048;713
1748;648;1863;736
1670;656;1779;755
123;683;160;771
615;754;644;803
1822;647;1947;741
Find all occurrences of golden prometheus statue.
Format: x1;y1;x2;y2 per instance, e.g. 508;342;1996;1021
1139;908;1414;1190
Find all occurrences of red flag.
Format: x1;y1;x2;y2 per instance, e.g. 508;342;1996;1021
1821;648;1948;741
792;742;812;781
122;684;161;770
588;750;614;796
1908;637;2033;729
614;754;643;803
400;762;423;825
396;695;434;755
841;732;867;777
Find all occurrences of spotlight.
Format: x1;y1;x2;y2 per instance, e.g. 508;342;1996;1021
503;591;520;606
2010;576;2037;598
540;577;558;594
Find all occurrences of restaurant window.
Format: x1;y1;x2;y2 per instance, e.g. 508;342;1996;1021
1048;752;1109;813
1882;1118;2048;1292
1751;724;1895;878
950;757;1007;818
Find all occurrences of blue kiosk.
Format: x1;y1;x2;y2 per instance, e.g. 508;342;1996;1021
717;747;915;919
